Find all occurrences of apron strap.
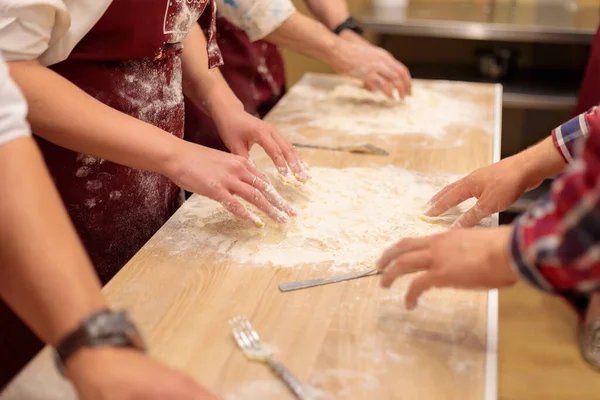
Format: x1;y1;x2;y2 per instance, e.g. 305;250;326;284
205;0;224;69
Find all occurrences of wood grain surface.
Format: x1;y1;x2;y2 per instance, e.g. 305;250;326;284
0;74;500;400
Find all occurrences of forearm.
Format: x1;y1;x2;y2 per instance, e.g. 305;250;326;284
264;12;341;66
303;0;350;29
182;24;243;127
0;138;106;346
8;61;181;178
302;0;368;45
515;136;567;186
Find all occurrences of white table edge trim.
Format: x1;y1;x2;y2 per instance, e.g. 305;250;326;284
484;82;503;400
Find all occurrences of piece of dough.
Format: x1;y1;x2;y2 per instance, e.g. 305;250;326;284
418;214;446;224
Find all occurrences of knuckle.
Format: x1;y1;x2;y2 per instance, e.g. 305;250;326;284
228;160;245;174
227;201;243;214
208;182;226;197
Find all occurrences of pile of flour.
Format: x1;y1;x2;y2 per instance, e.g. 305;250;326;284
176;166;482;271
273;76;490;138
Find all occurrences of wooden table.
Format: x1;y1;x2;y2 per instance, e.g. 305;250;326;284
0;74;502;400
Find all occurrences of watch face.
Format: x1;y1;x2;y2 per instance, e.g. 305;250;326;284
54;309;146;377
87;311;146;350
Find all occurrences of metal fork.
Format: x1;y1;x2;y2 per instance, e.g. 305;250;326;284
229;317;312;400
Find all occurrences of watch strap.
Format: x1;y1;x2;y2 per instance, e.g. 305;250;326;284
333;17;364;36
54;309;145;375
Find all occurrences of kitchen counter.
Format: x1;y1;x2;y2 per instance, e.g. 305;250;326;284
359;1;599;45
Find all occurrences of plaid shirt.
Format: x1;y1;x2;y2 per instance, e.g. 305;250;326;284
511;106;600;317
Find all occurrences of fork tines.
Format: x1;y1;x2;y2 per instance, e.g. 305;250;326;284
229;316;262;354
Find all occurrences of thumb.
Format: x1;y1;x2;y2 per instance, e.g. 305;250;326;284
405;273;436;310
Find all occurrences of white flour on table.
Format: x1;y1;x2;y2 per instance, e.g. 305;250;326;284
225;379;333;400
172;166;486;271
272;75;491;139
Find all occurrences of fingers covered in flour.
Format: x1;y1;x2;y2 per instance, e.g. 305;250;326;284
254;122;310;183
271;132;311;183
242;174;297;217
218;192;264;228
230;181;289;224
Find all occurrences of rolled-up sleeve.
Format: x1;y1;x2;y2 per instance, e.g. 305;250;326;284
511;107;600;316
552;108;596;164
0;54;31;146
216;0;295;42
0;0;70;62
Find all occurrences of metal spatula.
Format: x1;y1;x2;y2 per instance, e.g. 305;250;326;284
292;143;389;156
279;268;380;292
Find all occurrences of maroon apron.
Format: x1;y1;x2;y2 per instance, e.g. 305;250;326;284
0;0;220;388
575;26;600;115
186;16;286;149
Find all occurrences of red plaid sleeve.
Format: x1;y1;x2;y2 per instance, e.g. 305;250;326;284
511;107;600;316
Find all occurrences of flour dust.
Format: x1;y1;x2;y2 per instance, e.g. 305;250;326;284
118;56;183;126
272;74;491;143
164;166;487;271
164;0;206;44
225;379;333;400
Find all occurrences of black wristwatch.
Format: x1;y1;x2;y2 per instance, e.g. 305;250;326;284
333;17;364;36
53;309;146;376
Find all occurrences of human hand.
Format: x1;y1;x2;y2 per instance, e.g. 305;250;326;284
424;154;544;228
329;40;412;100
167;141;296;227
376;226;517;309
66;347;222;400
214;111;310;183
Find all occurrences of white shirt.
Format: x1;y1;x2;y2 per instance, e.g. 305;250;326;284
216;0;295;42
0;54;31;147
0;0;111;66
